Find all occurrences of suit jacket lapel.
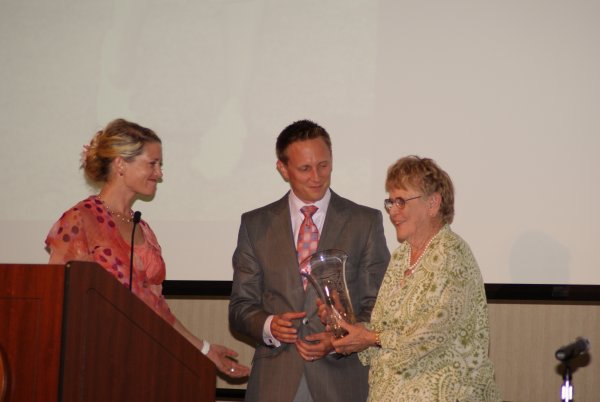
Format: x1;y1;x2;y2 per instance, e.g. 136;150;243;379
268;193;307;303
318;190;349;251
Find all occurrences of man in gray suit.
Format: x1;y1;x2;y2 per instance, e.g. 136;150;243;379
229;120;390;402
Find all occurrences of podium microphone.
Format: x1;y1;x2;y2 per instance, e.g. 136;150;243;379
129;211;142;291
555;337;590;362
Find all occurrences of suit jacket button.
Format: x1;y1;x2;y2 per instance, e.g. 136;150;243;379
302;317;309;325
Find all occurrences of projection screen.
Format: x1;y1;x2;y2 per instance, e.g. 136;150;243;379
1;0;599;284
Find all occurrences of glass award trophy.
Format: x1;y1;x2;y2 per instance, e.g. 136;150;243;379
300;249;356;338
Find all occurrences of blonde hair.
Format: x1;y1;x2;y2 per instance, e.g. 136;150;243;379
82;118;161;183
385;155;455;224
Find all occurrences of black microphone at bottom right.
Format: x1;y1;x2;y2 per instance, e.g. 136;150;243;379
555;337;590;362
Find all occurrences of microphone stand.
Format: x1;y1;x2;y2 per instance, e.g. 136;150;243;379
560;362;573;402
129;211;142;291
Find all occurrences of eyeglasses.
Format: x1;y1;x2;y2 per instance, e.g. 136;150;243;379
383;195;422;211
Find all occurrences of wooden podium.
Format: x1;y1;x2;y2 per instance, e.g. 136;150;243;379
0;262;216;402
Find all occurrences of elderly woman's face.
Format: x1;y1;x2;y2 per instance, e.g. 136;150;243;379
386;186;433;244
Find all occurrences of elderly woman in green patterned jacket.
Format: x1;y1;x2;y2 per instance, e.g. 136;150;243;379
325;155;501;402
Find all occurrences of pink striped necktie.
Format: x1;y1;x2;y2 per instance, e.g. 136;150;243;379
297;205;319;289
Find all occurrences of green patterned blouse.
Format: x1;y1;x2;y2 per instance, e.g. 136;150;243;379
359;225;501;402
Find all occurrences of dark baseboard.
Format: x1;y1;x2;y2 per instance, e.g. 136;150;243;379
484;283;600;303
216;388;245;401
164;280;600;303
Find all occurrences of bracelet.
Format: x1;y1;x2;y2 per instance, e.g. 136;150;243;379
374;332;382;348
200;340;211;355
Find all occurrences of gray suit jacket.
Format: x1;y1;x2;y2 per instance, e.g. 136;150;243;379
229;190;390;402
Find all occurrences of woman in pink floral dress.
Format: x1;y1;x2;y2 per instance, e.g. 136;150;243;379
46;118;249;378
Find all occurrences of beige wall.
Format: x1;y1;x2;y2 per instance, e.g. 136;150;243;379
488;302;598;402
167;298;599;401
167;298;253;391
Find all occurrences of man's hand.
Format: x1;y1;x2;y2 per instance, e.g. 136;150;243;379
271;311;307;343
295;331;335;361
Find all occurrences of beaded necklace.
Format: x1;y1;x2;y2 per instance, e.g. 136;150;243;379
400;229;441;286
97;195;134;223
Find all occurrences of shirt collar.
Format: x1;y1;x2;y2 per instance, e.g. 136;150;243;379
288;188;331;215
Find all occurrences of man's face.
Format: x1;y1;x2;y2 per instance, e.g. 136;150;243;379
276;137;332;203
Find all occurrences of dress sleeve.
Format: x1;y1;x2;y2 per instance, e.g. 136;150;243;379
46;208;93;264
153;292;177;325
358;321;376;366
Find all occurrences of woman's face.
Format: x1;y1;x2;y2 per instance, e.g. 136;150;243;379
122;142;163;197
386;185;432;245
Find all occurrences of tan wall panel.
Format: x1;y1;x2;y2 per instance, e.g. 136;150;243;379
167;298;254;390
168;298;599;401
488;303;598;402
